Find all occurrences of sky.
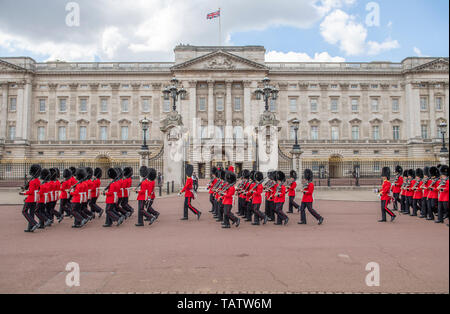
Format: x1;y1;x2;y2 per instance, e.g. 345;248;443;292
0;0;448;63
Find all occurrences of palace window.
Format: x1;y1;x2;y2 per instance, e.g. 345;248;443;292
8;126;15;140
330;98;339;113
216;126;224;139
372;125;380;140
310;98;318;113
100;98;108;112
352;126;360;140
198;97;206;111
351;99;359;112
100;126;108;140
289;126;296;140
121;126;129;140
392;98;400;112
421;125;428;139
142;98;150;112
79;126;87;141
311;126;319;140
9;97;17;111
121;98;129;112
351;84;358;89
436;97;443;110
80;98;88;112
233;126;244;139
59;99;67;112
216;97;224;112
39;99;46;112
393;126;400;140
289;98;297;113
269;98;277;112
420;96;428;111
58;126;66;141
371;98;379;112
37;126;45;141
331;126;339;140
234;97;242;111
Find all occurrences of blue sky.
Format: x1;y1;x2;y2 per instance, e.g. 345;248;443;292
0;0;448;62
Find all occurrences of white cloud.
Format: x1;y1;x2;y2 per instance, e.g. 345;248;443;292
102;27;127;59
265;50;345;62
413;47;429;57
320;9;400;56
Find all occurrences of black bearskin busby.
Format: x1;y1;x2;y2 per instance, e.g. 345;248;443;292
395;165;403;175
268;170;276;180
94;168;102;179
85;167;93;180
276;171;286;182
49;168;57;181
440;165;449;176
407;169;415;178
139;166;149;178
415;168;424;179
69;167;76;176
254;171;264;183
220;168;226;180
40;168;51;181
242;169;251;179
185;164;194;177
211;166;218;177
381;167;391;180
75;168;87;181
29;164;42;178
304;169;313;182
148;168;157;181
63;169;72;180
226;171;237;185
107;168;118;180
429;166;439;178
290;170;298;180
116;168;123;179
424;166;430;177
123;167;133;179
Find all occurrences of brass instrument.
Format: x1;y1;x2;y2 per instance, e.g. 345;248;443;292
439;177;448;192
412;179;422;191
428;178;440;191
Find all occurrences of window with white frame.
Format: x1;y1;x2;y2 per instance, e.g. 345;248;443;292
100;126;108;140
58;126;66;141
421;124;428;139
142;98;150;112
100;98;108;112
216;97;224;111
351;98;359;112
216;126;224;138
311;126;319;140
59;98;67;112
79;126;87;140
121;126;129;140
233;126;243;139
310;98;318;112
352;126;360;140
8;126;15;140
234;97;242;111
331;126;339;140
420;96;428;111
289;126;296;140
330;98;339;112
393;126;400;140
9;97;17;111
392;98;400;112
436;97;443;110
372;125;380;140
371;98;379;112
37;126;45;141
79;98;88;112
289;98;297;113
198;97;206;111
121;98;129;112
39;99;46;112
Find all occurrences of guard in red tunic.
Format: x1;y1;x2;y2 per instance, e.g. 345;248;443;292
119;167;135;217
287;170;300;213
250;171;267;225
59;169;73;217
420;167;431;219
391;165;403;211
436;165;449;224
146;168;160;221
136;166;154;226
244;171;256;222
36;169;53;229
70;168;89;228
378;167;396;222
19;164;42;232
103;168;125;227
265;171;276;221
299;169;324;225
222;171;240;228
89;168;104;218
403;169;416;215
237;170;250;217
400;170;408;214
207;167;218;213
412;168;424;216
273;171;289;226
427;166;440;220
179;164;201;220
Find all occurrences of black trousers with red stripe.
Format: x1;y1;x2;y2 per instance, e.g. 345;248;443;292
437;201;449;222
89;197;103;214
412;198;421;216
183;197;199;218
420;197;428;217
274;202;288;224
381;200;395;220
138;200;153;224
22;202;38;229
393;193;400;211
223;204;238;226
299;202;321;223
288;196;300;213
59;199;71;216
252;203;266;223
146;199;160;217
427;198;437;219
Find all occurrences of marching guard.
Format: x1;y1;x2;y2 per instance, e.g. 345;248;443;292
377;167;396;222
273;171;289;226
436;165;449;224
264;171;276;222
145;168;160;221
103;168;125;227
89;168;104;218
391;166;403;211
179;164;201;220
136;166;155;226
70;168;89;228
427;166;440;220
287;170;300;213
249;171;268;226
412;168;424;216
299;169;324;225
420;167;431;219
207;167;218;213
222;171;240;228
19;164;42;232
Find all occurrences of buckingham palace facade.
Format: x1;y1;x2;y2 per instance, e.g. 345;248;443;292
0;45;448;179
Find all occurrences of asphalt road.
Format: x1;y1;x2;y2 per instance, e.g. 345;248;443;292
0;193;448;294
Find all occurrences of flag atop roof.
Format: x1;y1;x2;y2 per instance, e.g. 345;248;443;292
207;9;220;20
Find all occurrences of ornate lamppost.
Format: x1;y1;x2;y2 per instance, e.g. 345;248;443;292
439;122;448;153
163;77;187;112
140;116;150;150
292;118;301;151
254;77;279;112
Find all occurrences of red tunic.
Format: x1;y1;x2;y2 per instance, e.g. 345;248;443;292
137;179;150;201
274;185;286;203
24;178;41;203
181;177;194;198
59;180;71;200
302;182;314;203
252;184;263;204
439;179;449;202
423;180;431;198
392;176;403;194
148;180;156;200
428;179;440;199
223;186;235;205
70;183;83;204
380;180;391;201
288;181;296;197
413;181;423;199
406;180;416;197
208;178;217;194
105;181;119;204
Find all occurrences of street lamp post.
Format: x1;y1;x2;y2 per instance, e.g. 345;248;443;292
439;122;448;153
292;119;301;151
140;116;150;150
254;77;279;112
163;77;187;112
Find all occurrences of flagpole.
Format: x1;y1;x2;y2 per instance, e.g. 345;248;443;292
219;7;222;46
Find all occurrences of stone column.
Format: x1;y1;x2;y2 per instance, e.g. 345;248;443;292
188;80;197;136
89;84;99;140
69;83;79;139
243;81;252;130
47;84;57;140
207;80;215;137
131;83;141;139
225;80;233;136
291;147;303;187
15;82;25;140
405;82;421;140
257;111;280;173
151;83;162;141
1;82;9;139
429;85;436;139
22;78;32;142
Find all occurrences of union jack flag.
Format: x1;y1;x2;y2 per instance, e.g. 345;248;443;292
207;10;220;20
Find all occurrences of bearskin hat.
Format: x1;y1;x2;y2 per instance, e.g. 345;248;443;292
185;164;194;177
290;170;298;180
69;167;76;176
107;168;118;180
395;165;403;175
304;169;313;181
148;168;157;181
139;166;149;178
249;170;256;181
211;166;218;177
424;166;430;177
29;164;42;178
254;171;264;183
276;171;286;182
440;165;449;177
220;168;226;180
75;168;87;181
49;168;57;181
226;171;237;185
415;168;424;179
94;168;102;179
268;170;276;180
115;168;123;179
407;169;415;177
429;166;439;178
403;170;408;177
40;168;51;181
381;167;391;180
63;169;72;179
242;169;251;179
123;167;133;179
85;167;93;180
55;168;60;179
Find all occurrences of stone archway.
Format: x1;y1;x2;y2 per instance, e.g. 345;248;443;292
95;154;112;177
329;154;343;178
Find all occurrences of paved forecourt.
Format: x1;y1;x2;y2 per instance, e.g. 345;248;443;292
0;192;448;294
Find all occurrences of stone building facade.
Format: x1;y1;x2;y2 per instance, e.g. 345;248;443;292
0;45;448;179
